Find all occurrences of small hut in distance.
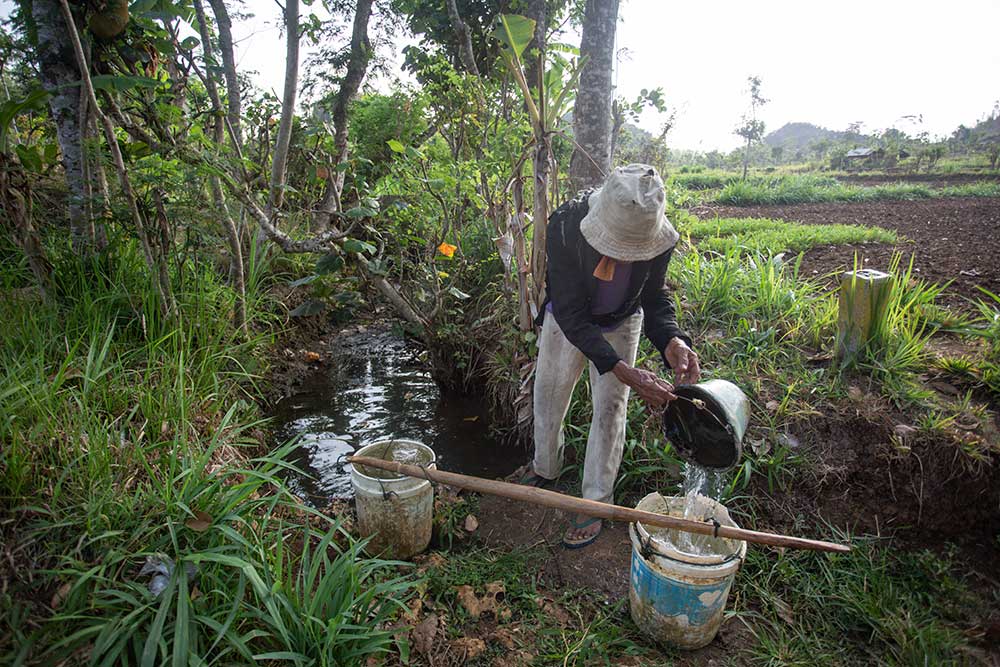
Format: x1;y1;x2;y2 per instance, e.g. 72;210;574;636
844;147;885;169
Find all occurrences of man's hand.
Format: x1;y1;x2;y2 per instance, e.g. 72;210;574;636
665;338;701;386
612;361;676;407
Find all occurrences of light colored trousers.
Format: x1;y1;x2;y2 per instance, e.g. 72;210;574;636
532;311;642;504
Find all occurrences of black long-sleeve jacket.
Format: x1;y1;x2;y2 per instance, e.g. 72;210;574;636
535;190;692;374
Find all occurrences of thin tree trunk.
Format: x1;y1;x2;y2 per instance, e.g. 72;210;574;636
58;0;177;316
193;0;246;329
522;0;546;89
207;0;243;150
742;136;750;180
609;98;625;165
87;110;110;250
511;169;532;333
568;0;619;192
445;0;479;76
32;0;91;254
329;0;373;213
267;0;299;215
1;155;52;293
529;25;549;311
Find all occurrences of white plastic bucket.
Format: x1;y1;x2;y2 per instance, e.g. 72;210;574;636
350;440;435;560
628;492;747;650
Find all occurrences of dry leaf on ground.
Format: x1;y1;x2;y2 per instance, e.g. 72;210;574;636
773;597;795;625
50;582;71;609
456;585;481;618
450;637;486;660
185;510;212;532
410;614;438;657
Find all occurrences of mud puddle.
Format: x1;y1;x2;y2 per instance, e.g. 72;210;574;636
270;323;518;505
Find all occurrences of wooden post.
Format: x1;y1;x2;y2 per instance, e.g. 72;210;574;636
836;268;892;364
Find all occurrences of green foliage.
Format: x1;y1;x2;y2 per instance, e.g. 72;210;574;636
348;91;429;184
738;540;978;665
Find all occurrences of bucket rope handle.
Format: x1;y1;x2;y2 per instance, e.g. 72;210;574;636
336;452;400;499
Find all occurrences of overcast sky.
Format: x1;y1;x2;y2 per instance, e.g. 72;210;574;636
4;0;998;151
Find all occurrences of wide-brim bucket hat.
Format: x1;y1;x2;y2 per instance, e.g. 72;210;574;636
580;163;679;261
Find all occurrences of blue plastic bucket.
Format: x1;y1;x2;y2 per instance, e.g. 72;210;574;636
628;493;747;649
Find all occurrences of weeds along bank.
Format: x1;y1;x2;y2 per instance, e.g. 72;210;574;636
0;242;417;664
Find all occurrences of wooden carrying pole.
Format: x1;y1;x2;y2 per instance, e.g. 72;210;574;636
348;456;851;554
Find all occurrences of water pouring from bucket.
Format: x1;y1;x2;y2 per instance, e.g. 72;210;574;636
661;379;750;470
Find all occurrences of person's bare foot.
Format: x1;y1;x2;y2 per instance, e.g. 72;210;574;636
563;515;602;548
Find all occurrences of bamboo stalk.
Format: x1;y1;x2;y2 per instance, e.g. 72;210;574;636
348;456;851;553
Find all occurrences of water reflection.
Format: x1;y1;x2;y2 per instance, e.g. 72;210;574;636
270;325;519;505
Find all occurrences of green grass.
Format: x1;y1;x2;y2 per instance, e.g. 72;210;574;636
714;175;1000;206
0;239;416;665
685;217;897;255
735;539;982;666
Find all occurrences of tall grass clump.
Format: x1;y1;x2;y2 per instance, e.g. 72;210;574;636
1;239;414;665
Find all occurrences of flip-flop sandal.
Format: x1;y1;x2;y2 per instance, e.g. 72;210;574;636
562;517;603;549
513;465;553;489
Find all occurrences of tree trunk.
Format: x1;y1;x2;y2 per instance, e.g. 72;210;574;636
267;0;299;215
445;0;479;76
529;6;549;311
522;0;547;91
511;169;532;333
609;98;625;165
194;0;246;329
1;155;52;293
568;0;619;192
207;0;243;150
58;0;177;317
330;0;373;211
32;0;91;254
742;136;750;180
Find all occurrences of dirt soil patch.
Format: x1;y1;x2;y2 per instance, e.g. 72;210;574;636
690;197;1000;309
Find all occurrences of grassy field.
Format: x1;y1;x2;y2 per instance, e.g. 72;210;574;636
715;176;1000;206
681;216;896;255
667;170;1000;206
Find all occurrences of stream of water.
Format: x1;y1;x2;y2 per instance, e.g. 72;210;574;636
673;462;728;556
269;324;518;505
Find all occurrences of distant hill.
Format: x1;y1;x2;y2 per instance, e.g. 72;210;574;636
764;122;863;152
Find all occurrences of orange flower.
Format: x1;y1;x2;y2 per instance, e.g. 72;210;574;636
437;242;457;258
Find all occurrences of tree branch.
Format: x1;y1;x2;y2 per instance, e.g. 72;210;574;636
268;0;299;214
445;0;479;76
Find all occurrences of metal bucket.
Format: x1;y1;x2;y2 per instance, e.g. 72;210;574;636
350;440;435;560
628;493;747;650
662;379;750;469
